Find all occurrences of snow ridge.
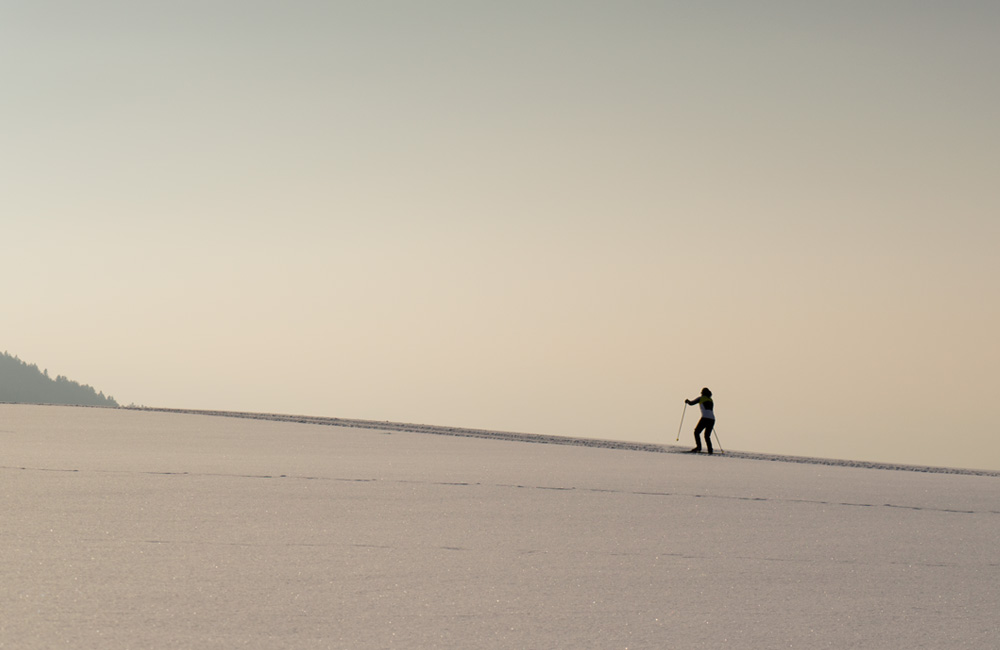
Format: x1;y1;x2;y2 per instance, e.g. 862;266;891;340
131;407;1000;478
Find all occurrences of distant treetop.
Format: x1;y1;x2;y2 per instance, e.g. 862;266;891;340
0;351;118;407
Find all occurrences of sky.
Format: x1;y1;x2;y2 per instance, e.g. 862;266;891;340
4;1;998;470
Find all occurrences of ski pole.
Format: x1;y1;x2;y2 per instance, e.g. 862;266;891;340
675;403;687;442
713;426;724;454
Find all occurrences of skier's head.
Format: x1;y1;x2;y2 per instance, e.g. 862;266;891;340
701;387;712;397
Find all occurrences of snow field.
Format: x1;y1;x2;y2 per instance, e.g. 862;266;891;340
1;405;997;648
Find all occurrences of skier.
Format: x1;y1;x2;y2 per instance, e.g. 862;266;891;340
685;387;715;454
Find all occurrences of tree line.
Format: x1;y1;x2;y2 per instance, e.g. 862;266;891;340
0;351;118;407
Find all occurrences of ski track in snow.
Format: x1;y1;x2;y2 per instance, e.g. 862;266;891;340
4;461;998;517
129;406;1000;478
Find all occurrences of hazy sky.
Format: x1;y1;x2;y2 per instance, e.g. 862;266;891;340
5;1;999;470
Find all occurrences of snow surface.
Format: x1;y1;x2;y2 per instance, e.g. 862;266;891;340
2;404;997;649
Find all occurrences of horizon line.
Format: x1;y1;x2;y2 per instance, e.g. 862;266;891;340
109;405;999;479
4;402;993;478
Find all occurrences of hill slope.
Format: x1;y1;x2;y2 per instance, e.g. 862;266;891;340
0;352;118;407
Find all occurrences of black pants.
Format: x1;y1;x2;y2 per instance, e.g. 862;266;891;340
694;417;715;452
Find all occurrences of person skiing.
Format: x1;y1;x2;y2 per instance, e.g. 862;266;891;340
685;387;715;454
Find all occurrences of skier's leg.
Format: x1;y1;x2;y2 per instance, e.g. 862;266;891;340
691;419;705;452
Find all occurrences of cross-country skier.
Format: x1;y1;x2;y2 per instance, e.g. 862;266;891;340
685;388;715;454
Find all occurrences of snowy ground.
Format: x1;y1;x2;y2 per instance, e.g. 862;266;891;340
2;404;997;649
